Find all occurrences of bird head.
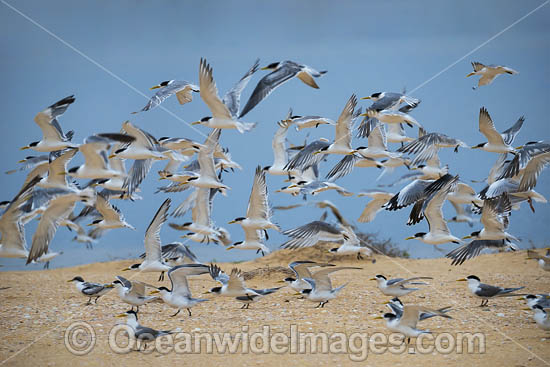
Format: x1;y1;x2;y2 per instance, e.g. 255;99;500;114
68;276;84;283
261;62;280;70
151;81;171;90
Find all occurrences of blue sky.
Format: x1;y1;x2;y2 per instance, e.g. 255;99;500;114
1;1;549;270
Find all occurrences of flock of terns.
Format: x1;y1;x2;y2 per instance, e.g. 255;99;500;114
1;57;549;346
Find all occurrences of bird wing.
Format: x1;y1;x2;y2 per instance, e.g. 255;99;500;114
197;129;221;181
289;261;322;279
296;70;320;89
501;116;524;146
384;179;433;210
239;62;301;118
246;166;270;220
223;58;260;118
144;199;170;263
446;240;507;266
518;150;550;192
272;120;291;168
478;107;506;146
94;193;121;222
168;264;209;297
281;221;342;249
199;58;232;119
47;148;78;186
227;268;247;293
192;188;211;227
358;197;387;223
124;159;153;195
27;195;77;263
208;264;230;285
136;81;195;112
480;195;510;233
471;62;485;72
284;140;330;171
33;96;75;141
333;95;356;149
311;267;361;291
424;176;458;235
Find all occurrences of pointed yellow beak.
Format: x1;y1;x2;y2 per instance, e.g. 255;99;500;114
121;268;130;271
86;223;94;227
522;308;532;311
276;280;285;284
158;177;165;181
150;85;161;90
361;96;372;100
260;66;270;70
20;146;30;150
191;121;201;125
149;290;159;295
456;278;467;282
369;278;377;281
347;150;358;155
405;236;415;240
203;291;210;294
104;284;114;288
57;172;66;176
373;316;383;319
115;314;127;318
17;159;26;163
226;246;234;251
515;145;523;150
516;297;525;301
462;235;472;240
228;220;237;224
466;72;475;77
67;279;73;283
108;154;116;159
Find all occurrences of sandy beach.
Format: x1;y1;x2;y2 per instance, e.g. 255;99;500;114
1;248;549;366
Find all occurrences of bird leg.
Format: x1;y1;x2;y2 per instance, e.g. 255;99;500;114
321;301;328;308
171;309;181;317
261;251;265;256
264;230;269;241
187;308;192;317
528;197;535;213
357;253;363;260
158;272;165;282
240;304;247;309
94;296;100;304
256;249;260;254
136;306;140;312
315;302;322;308
85;298;92;306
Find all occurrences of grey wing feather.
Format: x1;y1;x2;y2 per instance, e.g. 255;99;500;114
223;58;260;118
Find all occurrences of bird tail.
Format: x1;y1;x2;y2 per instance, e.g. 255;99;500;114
237;122;257;133
499;286;525;295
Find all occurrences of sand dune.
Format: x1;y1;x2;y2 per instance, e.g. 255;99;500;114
1;250;549;366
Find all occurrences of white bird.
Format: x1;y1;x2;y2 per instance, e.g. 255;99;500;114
87;193;134;235
239;60;326;118
313;94;358;155
282;261;335;292
68;276;114;304
21;96;77;152
115;310;173;350
328;226;372;260
357;190;394;223
184;129;230;194
466;61;518;89
37;148;79;190
526;249;550;272
0;176;41;258
68;133;135;179
112;276;157;312
283;110;335;131
26;188;96;264
133;80;199;113
371;275;433;297
405;174;462;245
463;194;517;242
457;275;524;307
353;119;402;159
191;58;257;133
265;118;295;176
229;165;279;235
362;92;420;112
123;199;172;275
225;227;270;256
397;130;468;166
498;141;550;192
300;266;361;308
375;305;451;344
150;264;210;317
207;264;273;299
527;305;550;331
170;188;224;243
281;220;350;249
471;107;523;154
